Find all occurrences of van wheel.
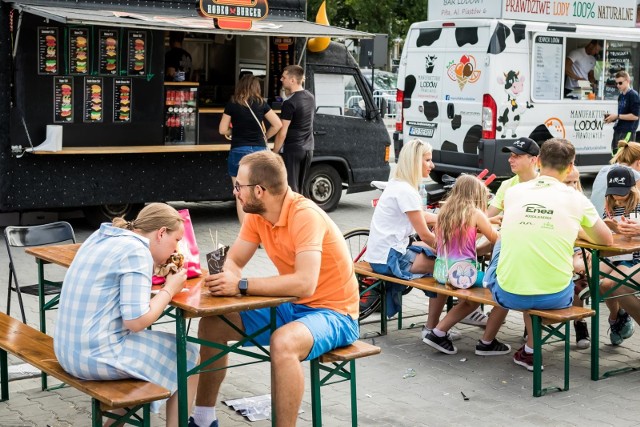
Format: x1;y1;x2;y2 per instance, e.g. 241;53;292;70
83;203;144;228
305;165;342;212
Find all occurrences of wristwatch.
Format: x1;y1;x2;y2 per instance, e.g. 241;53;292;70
238;278;249;296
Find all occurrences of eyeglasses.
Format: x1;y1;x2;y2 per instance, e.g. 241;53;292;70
234;182;263;192
616;80;626;86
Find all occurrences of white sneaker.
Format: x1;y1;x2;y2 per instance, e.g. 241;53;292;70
422;326;462;341
460;307;488;327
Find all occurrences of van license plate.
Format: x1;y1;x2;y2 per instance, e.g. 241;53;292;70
409;126;435;138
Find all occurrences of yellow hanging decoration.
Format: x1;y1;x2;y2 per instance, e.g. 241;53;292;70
307;1;331;53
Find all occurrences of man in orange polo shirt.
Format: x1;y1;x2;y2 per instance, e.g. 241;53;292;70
189;150;359;427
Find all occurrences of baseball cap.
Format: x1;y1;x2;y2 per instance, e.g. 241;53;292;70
606;166;636;196
501;137;540;156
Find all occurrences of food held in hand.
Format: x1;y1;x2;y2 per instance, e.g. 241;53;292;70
155;252;184;277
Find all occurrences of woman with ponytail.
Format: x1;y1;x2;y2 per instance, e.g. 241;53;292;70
54;203;199;426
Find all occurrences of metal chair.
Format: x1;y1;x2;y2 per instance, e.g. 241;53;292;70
4;221;76;324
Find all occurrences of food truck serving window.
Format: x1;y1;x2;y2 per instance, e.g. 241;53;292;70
532;34;640;102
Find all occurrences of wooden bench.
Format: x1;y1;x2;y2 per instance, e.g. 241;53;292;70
0;313;171;426
354;261;595;397
309;340;381;427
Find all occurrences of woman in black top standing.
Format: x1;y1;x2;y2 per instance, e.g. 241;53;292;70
220;75;282;223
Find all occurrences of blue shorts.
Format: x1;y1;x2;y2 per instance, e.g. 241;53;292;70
228;145;267;177
239;303;359;361
484;240;573;310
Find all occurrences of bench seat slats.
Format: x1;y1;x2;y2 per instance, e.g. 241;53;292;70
319;340;381;363
354;261;595;323
0;313;170;409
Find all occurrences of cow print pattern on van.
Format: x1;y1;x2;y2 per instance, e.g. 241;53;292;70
463;125;482;154
423;101;439;121
513;24;526;44
488;22;511;55
455;27;479;47
451;114;462;130
417;28;442;47
404;75;416;109
442;140;458;152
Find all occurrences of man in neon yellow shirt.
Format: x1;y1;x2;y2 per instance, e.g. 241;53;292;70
487;137;539;218
484;138;613;371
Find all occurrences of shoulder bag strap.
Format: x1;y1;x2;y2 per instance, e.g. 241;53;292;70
244;100;269;147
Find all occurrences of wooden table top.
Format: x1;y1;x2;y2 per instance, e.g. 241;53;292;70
576;234;640;256
25;243;296;318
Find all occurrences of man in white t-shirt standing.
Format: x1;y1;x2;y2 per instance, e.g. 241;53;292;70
564;40;602;97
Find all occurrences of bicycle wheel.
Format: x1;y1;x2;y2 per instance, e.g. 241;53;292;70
343;228;370;262
343;228;382;320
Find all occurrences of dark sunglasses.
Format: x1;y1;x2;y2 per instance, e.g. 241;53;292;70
616;80;626;86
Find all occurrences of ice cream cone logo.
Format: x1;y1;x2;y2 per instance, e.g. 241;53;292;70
447;55;481;90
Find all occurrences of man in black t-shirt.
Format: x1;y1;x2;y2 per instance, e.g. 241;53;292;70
273;65;315;194
605;70;640;153
165;32;192;82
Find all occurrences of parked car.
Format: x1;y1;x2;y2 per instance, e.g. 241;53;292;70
346;69;397;118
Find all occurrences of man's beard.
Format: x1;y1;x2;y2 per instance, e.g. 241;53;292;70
242;193;266;215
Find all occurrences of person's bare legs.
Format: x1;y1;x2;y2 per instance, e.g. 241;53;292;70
195;313;244;407
435;300;479;331
426;294;448;329
605;265;640;324
481;306;508;341
166;370;200;427
409;250;441;328
230;177;245;224
269;321;314;427
524;313;534;350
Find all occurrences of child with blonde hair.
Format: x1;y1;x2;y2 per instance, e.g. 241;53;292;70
424;175;509;356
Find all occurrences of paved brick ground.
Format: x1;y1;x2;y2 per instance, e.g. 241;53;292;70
1;182;640;426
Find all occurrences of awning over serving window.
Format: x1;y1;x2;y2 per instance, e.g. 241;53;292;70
9;3;372;38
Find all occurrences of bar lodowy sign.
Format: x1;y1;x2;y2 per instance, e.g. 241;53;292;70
199;0;269;30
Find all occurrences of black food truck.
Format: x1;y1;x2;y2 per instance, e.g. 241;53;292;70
0;0;390;226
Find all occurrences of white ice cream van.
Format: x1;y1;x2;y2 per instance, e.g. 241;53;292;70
394;0;639;179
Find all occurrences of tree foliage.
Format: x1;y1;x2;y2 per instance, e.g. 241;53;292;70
307;0;428;43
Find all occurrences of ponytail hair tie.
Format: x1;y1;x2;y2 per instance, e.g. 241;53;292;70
125;221;135;230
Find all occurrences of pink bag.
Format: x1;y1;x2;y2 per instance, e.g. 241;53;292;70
152;209;202;285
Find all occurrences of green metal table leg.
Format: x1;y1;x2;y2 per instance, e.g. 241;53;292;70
37;260;48;391
349;360;357;427
380;281;387;336
532;315;543;397
564;321;570;391
591;249;601;381
176;309;189;427
143;403;151;427
397;291;403;330
91;399;101;427
1;349;8;401
310;359;322;427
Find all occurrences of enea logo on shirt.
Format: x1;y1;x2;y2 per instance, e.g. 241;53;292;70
523;203;554;219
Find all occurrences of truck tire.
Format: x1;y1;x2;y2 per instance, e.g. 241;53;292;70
304;164;342;212
83;203;144;228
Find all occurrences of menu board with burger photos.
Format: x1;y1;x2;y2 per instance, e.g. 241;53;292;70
69;28;89;75
38;27;59;75
114;79;132;123
53;77;73;123
99;29;119;76
127;31;146;76
84;77;103;123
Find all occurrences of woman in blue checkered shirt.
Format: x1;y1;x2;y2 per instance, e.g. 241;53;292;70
54;203;199;425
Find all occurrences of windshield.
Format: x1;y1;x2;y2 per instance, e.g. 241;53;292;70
362;70;397;91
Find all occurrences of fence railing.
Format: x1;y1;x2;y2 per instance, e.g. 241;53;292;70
344;89;397;118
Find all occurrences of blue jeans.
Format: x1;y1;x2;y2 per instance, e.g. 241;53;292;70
228;145;268;177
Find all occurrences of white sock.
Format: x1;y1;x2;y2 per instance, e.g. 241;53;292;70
481;339;492;345
193;406;216;426
524;344;534;354
433;328;447;337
